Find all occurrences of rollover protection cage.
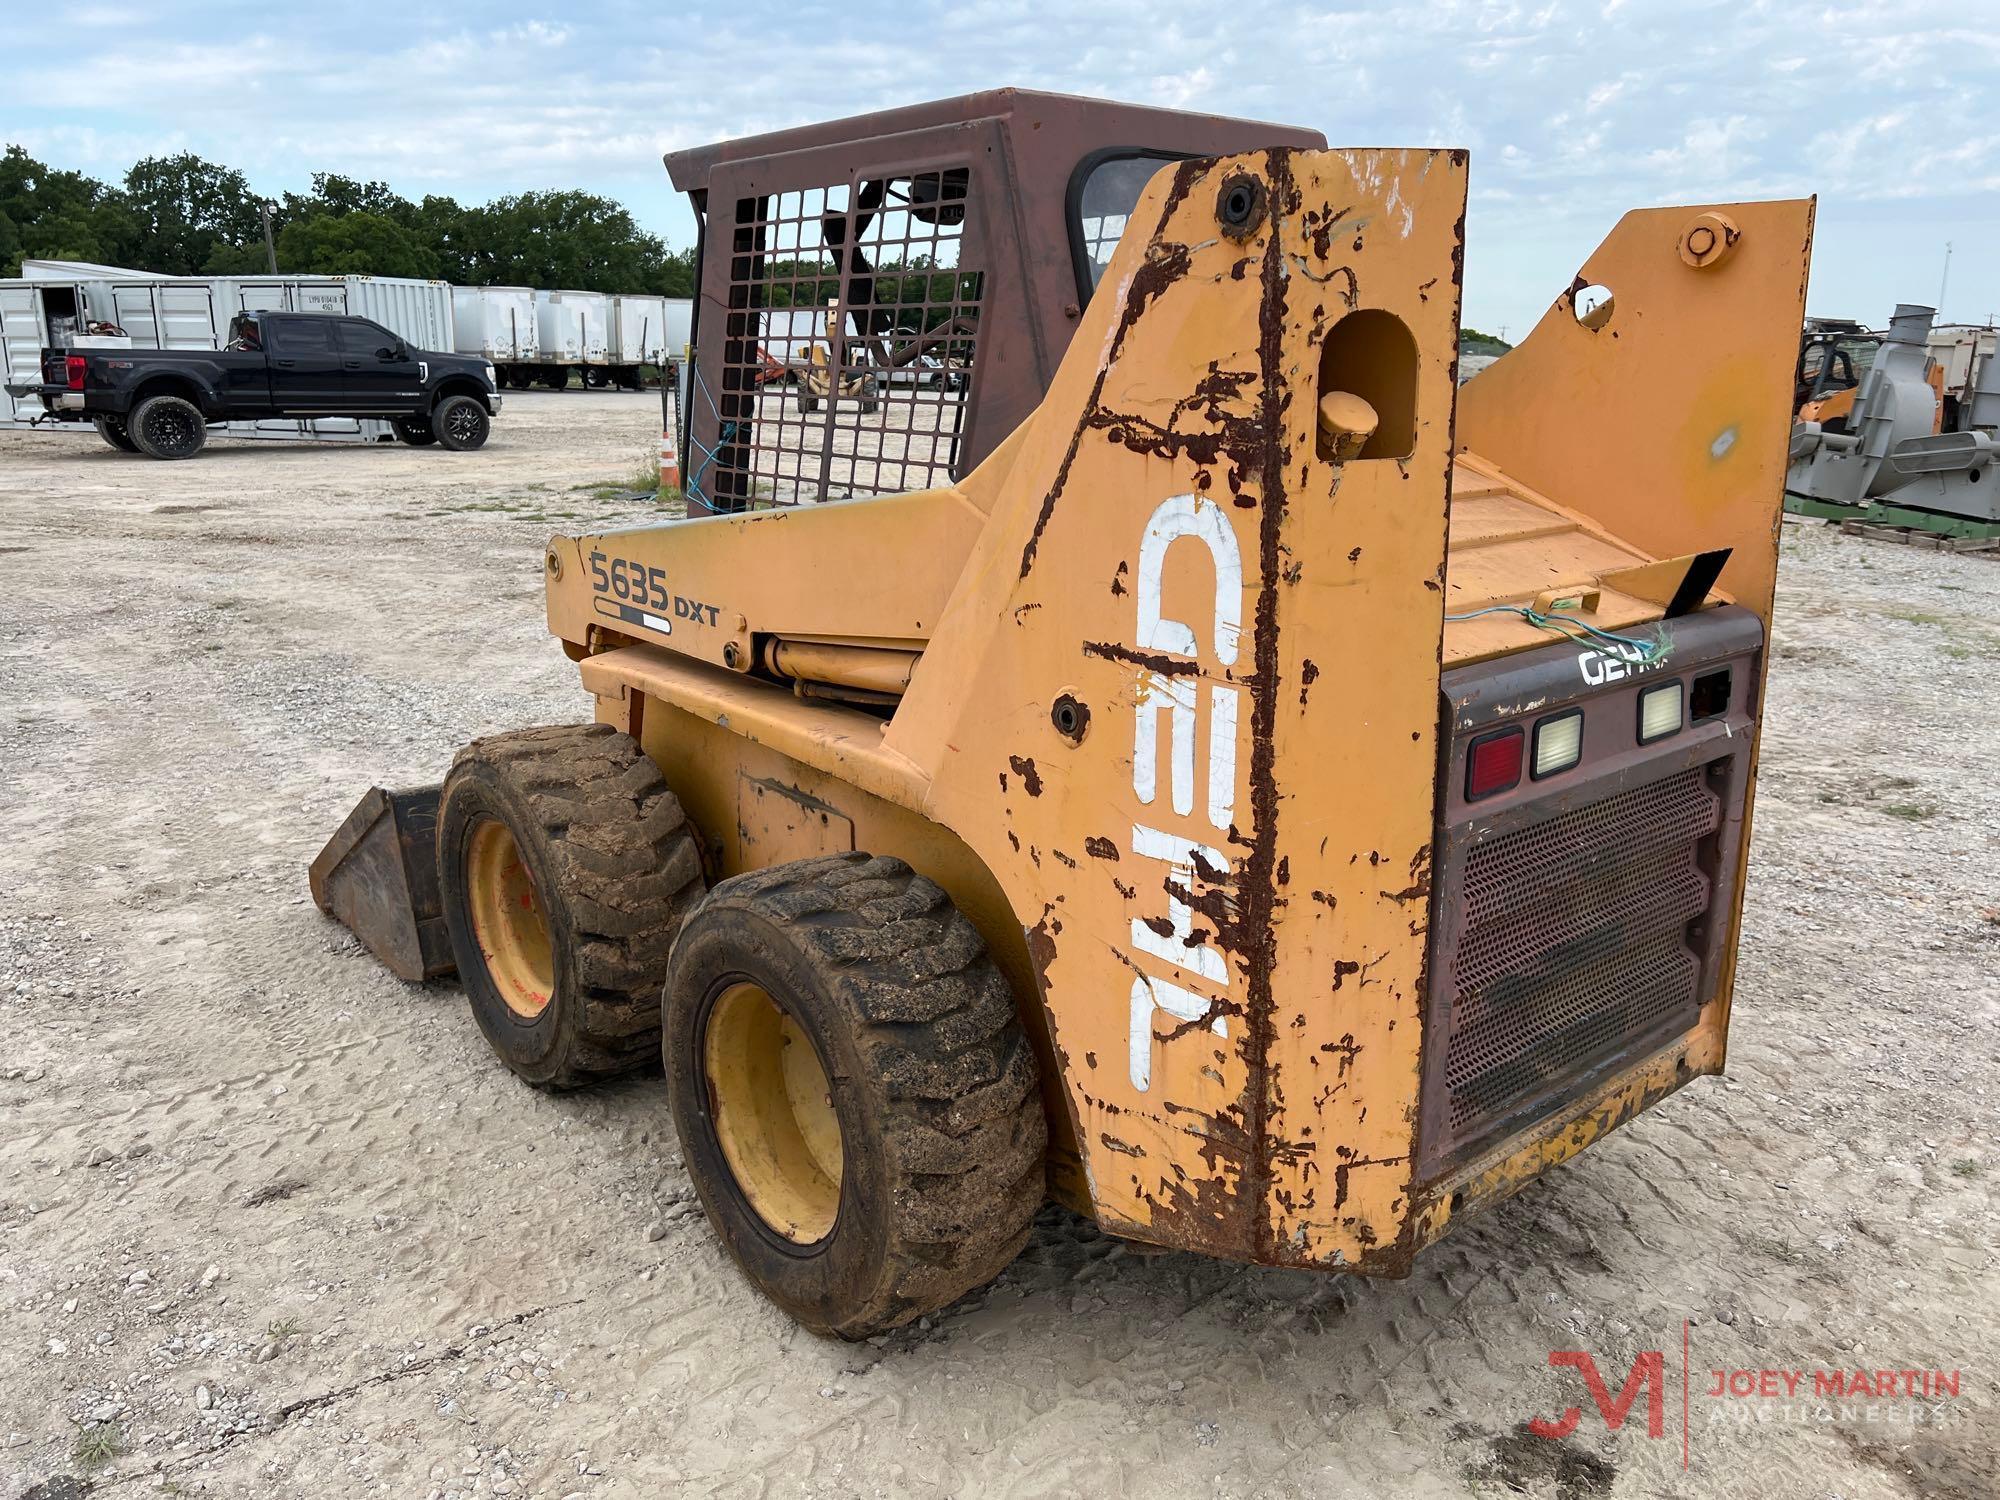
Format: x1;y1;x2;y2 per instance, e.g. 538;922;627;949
661;90;1322;514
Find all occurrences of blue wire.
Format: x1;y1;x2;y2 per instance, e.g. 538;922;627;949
1444;604;1669;662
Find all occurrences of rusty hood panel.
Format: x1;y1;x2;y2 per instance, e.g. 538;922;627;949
884;147;1470;1267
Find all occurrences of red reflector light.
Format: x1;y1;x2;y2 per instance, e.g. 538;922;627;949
66;356;86;391
1466;727;1524;800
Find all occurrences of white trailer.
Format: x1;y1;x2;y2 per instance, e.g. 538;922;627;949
602;294;690;388
528;290;610;389
452;286;540;386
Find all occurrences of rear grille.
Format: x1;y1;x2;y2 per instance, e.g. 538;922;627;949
1440;766;1719;1144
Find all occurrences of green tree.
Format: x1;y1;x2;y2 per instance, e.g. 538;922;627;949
0;145;137;272
652;245;696;298
278;172;417;230
409;194;474;282
202;239;277;275
121;152;262;273
5;142;695;292
461;190;666;293
275;211;440;278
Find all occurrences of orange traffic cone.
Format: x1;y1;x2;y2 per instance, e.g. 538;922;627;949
658;421;681;496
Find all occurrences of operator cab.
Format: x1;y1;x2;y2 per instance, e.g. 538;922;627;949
1794;318;1878;430
664;90;1323;515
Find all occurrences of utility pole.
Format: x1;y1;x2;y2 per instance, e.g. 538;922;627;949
1937;241;1952;317
260;201;279;275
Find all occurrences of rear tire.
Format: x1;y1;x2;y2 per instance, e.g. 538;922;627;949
541;369;568;390
433;394;490;451
129;394;207;460
392;415;437;446
582;367;609;389
664;853;1046;1338
93;415;138;453
437;724;706;1089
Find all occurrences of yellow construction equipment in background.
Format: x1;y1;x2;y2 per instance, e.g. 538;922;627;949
798;341;877;416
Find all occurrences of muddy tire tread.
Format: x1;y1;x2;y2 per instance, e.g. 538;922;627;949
447;722;703;1087
676;852;1046;1335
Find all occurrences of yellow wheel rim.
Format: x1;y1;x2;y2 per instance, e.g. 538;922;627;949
704;982;843;1243
466;818;554;1019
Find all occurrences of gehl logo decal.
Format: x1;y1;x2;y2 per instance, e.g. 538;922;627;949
1127;494;1245;1092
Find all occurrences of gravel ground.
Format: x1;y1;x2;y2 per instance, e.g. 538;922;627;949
0;392;1994;1499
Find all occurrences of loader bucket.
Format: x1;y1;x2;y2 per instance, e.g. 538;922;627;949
309;786;455;982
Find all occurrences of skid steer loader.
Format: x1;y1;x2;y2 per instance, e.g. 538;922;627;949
313;90;1815;1338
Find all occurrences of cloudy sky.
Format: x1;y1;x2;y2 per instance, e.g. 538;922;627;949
7;0;1996;336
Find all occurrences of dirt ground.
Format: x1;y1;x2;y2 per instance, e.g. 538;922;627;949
0;392;1994;1500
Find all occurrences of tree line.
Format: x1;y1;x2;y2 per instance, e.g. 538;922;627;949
0;145;694;296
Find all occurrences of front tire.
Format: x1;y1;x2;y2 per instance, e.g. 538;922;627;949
93;415;138;453
433;393;490;451
129;394;207;460
437;724;705;1088
664;853;1046;1338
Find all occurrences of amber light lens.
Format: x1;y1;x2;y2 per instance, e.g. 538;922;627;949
1466;727;1524;800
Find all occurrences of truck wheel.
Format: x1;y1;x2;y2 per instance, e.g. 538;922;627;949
129;394;207;460
437;724;706;1089
664;853;1046;1338
392;415;437;446
433;394;490;451
93;416;138;453
582;367;609;389
541;369;568;390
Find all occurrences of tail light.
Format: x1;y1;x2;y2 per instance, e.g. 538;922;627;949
1465;727;1524;800
66;356;87;391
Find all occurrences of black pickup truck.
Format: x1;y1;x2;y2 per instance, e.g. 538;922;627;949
4;310;502;460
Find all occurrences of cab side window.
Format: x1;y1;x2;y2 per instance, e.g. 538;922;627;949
271;318;335;355
336;320;394;358
1068;151;1182;302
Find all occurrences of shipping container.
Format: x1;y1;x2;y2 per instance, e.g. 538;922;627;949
230;274;454;352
